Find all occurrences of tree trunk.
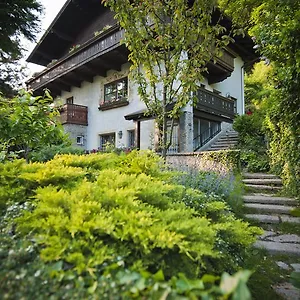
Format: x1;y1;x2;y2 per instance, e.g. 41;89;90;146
162;85;168;160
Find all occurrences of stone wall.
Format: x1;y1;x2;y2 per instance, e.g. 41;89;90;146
63;124;88;149
166;150;240;175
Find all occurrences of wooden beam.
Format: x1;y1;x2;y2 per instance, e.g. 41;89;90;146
36;50;55;61
52;81;71;92
47;83;61;96
71;69;94;83
84;63;107;77
95;57;122;72
114;47;129;62
51;28;74;42
61;76;81;88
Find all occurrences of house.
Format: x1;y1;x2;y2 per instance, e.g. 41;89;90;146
26;0;257;153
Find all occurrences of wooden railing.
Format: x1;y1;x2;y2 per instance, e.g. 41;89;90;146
28;27;124;91
59;104;88;126
196;88;236;119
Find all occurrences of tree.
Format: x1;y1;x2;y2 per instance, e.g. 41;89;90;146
224;0;300;195
103;0;241;158
0;91;69;162
0;0;42;96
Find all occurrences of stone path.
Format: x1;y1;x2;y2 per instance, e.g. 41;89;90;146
242;172;300;299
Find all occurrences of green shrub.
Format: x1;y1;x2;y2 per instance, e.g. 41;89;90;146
0;151;260;297
233;113;270;172
199;150;241;174
29;144;85;162
174;170;244;215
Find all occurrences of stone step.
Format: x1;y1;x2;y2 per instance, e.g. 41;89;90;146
260;232;300;244
245;184;282;191
217;138;239;143
245;214;300;224
219;134;239;138
245;214;280;224
243;194;297;206
212;141;238;146
210;145;235;149
243;173;279;179
254;240;300;255
207;147;232;151
244;203;294;215
243;178;282;185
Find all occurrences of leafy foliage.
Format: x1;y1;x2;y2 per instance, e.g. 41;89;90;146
175;170;244;215
0;151;260;297
223;0;300;195
0;0;42;95
29;144;85;162
103;0;243;156
0;91;69;162
233;113;269;172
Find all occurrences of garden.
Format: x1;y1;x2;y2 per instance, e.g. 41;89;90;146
0;150;262;299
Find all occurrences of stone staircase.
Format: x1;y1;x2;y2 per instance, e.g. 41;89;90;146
207;129;239;151
243;172;300;299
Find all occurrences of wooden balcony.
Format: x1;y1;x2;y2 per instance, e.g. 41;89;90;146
27;26;128;96
59;104;88;126
196;88;236;120
207;49;235;84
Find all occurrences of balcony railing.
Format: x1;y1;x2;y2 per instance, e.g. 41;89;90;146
28;26;125;92
196;88;236;120
59;104;88;126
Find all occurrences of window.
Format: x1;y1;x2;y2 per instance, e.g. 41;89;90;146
166;123;179;154
128;130;135;148
100;133;115;151
104;78;128;103
76;136;84;146
66;96;74;104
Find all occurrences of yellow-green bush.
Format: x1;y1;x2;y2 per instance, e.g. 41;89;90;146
0;151;261;297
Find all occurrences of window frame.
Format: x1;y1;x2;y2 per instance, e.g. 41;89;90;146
104;77;128;103
127;129;135;148
99;133;115;151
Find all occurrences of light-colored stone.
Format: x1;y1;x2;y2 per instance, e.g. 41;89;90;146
243;178;282;185
291;264;300;272
281;216;300;224
268;234;300;244
245;214;280;224
255;240;300;255
276;261;291;271
245;184;282;191
245;203;294;215
243;173;279;179
273;282;300;300
243;194;297;206
260;230;277;239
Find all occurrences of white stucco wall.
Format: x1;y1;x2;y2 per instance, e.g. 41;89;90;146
59;55;245;151
211;56;244;115
61;63;155;150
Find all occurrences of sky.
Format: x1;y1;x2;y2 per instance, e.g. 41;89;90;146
25;0;68;75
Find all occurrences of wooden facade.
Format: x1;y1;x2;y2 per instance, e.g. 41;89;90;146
196;87;236;120
27;26;127;97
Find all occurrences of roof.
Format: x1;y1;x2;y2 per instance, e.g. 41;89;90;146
27;0;106;66
28;1;258;67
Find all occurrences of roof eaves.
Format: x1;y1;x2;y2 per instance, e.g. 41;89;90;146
27;0;72;64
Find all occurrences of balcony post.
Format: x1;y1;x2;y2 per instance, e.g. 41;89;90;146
179;102;194;153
